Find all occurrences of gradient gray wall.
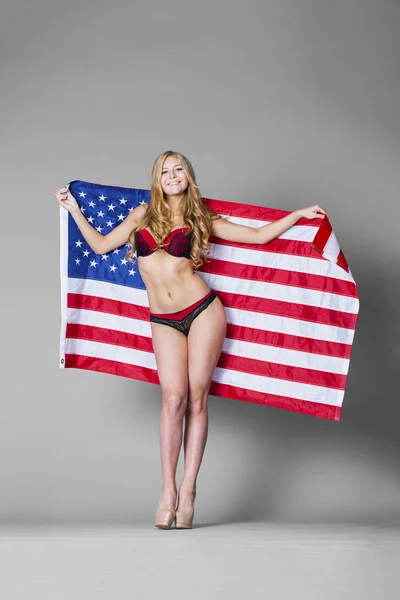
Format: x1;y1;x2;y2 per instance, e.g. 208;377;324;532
1;0;399;525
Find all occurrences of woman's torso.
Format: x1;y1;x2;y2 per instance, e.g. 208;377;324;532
135;220;211;314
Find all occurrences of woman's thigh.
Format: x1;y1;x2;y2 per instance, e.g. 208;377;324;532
187;295;227;394
150;321;188;398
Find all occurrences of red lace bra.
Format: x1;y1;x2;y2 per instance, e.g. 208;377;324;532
135;227;193;258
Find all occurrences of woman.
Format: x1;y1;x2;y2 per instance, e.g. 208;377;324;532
55;150;326;530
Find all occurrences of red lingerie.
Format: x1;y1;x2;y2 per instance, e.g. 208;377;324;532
135;227;193;258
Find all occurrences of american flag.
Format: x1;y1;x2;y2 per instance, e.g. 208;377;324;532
60;179;359;421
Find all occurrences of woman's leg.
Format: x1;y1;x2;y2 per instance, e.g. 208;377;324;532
178;295;227;509
150;321;188;510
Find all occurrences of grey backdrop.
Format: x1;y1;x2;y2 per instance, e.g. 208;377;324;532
1;0;399;526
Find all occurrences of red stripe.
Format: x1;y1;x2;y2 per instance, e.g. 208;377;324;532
337;249;349;271
66;323;154;352
225;323;353;360
312;214;332;254
216;290;358;330
204;198;324;229
63;354;341;421
199;257;358;299
65;353;160;385
209;235;325;258
68;293;150;320
208;381;341;421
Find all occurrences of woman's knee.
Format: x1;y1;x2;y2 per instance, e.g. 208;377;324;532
161;391;188;417
187;384;209;414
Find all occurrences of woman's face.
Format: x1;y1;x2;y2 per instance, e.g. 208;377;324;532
160;156;189;197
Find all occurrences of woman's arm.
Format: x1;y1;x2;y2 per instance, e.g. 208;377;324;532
56;187;147;254
210;204;326;245
71;202;146;254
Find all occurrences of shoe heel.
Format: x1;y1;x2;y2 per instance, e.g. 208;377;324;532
154;508;176;529
175;508;194;529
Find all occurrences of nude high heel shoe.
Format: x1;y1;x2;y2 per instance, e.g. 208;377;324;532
175;488;196;529
154;490;177;529
154;507;176;529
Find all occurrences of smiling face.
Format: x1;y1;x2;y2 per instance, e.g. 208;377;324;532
160;155;189;199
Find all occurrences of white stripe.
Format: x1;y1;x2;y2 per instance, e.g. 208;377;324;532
213;366;344;407
222;337;349;375
225;306;355;345
66;338;155;369
68;277;149;306
322;230;341;264
219;214;316;242
209;241;354;283
201;272;359;315
67;308;350;373
65;339;343;407
67;307;152;337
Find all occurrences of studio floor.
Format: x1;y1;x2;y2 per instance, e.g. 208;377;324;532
1;522;399;599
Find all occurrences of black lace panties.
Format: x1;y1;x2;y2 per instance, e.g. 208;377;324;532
149;290;217;336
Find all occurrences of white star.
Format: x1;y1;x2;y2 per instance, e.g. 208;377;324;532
139;200;147;205
119;197;127;205
113;248;120;254
88;200;96;207
75;239;83;247
124;243;130;248
101;254;109;260
99;194;107;201
96;225;103;233
128;268;136;276
117;213;125;221
106;220;114;227
97;210;105;218
79;191;87;198
88;216;94;223
108;203;115;211
120;258;128;265
80;206;86;213
75;258;81;265
90;260;98;267
128;206;134;213
109;264;117;272
83;250;90;257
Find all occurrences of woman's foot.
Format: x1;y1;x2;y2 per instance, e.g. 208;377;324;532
176;485;196;510
158;487;177;511
175;485;197;529
154;486;177;529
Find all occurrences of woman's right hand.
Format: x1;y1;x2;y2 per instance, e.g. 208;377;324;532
55;186;80;214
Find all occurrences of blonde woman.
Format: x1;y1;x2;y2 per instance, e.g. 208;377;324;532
55;150;326;529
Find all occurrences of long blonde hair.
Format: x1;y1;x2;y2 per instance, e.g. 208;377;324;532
125;150;221;269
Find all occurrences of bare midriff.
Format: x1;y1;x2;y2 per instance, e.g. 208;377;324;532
138;251;211;314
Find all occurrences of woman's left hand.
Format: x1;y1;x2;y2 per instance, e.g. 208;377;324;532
294;204;327;219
